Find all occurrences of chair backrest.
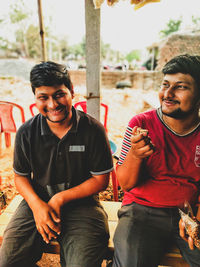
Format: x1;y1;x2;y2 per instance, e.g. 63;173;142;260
74;101;108;132
0;101;25;133
29;103;39;117
30;101;109;133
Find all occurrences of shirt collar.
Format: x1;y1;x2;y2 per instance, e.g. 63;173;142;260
156;107;200;136
40;106;80;136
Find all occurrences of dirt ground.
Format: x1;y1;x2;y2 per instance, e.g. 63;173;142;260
0;76;158;266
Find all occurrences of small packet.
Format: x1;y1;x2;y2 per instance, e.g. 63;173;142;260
134;127;148;136
179;208;200;249
133;127;155;151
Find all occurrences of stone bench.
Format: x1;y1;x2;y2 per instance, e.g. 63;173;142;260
0;195;189;266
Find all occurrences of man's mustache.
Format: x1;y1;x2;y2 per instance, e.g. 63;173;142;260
44;105;65;112
162;98;180;104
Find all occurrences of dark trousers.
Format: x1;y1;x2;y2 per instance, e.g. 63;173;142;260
0;199;109;267
112;202;200;267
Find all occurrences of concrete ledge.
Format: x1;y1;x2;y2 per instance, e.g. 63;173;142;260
0;196;189;266
0;194;23;245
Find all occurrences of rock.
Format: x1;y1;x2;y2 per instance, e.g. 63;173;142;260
116;80;132;89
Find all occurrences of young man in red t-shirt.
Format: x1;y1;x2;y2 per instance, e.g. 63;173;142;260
112;54;200;267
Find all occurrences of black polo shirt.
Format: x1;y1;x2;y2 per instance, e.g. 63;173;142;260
13;107;113;202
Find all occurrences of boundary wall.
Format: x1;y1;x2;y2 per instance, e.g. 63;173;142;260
69;70;163;91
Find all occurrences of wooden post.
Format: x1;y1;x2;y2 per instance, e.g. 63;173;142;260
37;0;47;61
85;0;101;121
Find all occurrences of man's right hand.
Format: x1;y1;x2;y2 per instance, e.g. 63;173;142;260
14;175;61;243
130;126;155;159
32;199;61;244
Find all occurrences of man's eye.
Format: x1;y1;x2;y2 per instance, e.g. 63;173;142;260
176;85;188;90
38;96;47;100
55;93;66;98
161;83;169;88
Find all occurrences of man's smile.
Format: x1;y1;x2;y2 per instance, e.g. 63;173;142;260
45;106;65;114
162;98;180;106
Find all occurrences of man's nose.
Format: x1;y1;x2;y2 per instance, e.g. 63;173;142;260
164;86;175;98
47;97;58;109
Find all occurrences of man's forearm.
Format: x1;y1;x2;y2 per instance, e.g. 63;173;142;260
117;148;143;191
51;173;110;207
14;173;43;210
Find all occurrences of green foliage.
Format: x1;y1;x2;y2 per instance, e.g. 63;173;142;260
159;18;182;38
192;15;200;26
125;50;141;63
68;37;86;59
7;0;32;57
101;41;111;59
59;38;70;60
9;0;29;24
26;25;41;58
0;37;9;50
191;16;200;32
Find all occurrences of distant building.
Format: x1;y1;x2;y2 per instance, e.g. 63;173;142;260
156;33;200;70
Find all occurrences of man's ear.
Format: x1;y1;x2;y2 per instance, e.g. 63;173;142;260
197;95;200;108
71;87;75;99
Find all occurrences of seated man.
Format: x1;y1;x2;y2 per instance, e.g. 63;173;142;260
112;54;200;267
0;61;113;267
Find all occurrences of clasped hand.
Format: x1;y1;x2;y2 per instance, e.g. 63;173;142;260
32;196;62;244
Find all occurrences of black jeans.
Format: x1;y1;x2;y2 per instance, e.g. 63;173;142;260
112;202;200;267
0;199;109;267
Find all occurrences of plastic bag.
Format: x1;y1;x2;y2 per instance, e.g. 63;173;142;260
131;0;161;10
179;208;200;249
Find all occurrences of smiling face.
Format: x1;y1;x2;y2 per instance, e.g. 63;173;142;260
35;84;74;125
159;72;200;119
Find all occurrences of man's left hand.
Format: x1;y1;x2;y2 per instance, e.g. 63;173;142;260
179;218;195;250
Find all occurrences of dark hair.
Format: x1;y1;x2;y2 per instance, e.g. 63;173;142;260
162;54;200;90
30;61;73;94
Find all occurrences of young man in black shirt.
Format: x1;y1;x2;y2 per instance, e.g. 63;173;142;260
0;61;113;267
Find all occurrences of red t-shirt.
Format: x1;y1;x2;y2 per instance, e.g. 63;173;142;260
118;109;200;208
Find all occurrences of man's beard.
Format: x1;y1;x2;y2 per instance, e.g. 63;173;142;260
161;106;196;119
45;106;70;123
46;112;69;123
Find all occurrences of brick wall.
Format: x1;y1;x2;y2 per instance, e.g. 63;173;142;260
69;69;163;91
156;33;200;70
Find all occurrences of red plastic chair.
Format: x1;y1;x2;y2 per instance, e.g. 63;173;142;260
74;101;108;133
29;103;39;117
0;101;25;147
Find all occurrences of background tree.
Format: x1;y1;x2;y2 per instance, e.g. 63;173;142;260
68;37;86;61
58;38;70;60
159;18;182;38
126;50;141;63
191;16;200;33
9;0;30;57
26;25;42;58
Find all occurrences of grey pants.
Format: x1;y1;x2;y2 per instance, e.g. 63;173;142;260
0;199;109;267
112;202;200;267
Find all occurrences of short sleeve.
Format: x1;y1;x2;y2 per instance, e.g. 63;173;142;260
13;125;32;177
118;115;143;165
88;123;113;175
